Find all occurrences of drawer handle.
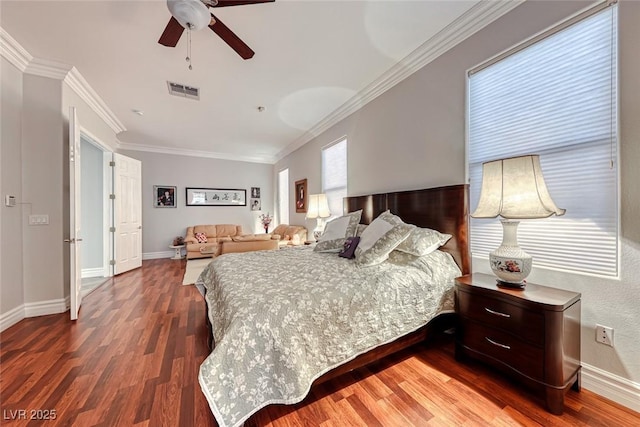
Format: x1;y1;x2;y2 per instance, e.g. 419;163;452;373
485;337;511;350
485;307;511;318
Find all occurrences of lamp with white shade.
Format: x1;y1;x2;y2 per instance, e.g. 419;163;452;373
306;194;331;240
471;155;565;288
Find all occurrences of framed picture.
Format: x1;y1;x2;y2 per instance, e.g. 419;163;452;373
250;198;261;211
154;185;177;208
185;188;247;206
251;187;261;199
295;178;307;213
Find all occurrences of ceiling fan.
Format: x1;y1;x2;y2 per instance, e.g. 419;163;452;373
158;0;274;60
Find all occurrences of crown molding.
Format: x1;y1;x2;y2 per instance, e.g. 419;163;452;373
0;27;32;71
118;141;276;165
1;26;126;135
273;0;525;162
65;68;126;134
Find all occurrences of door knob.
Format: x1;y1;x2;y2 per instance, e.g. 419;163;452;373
64;238;75;243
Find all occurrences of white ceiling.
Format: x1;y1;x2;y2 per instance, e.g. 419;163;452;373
1;0;500;163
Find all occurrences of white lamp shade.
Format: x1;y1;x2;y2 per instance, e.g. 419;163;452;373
472;155;566;219
167;0;211;31
306;194;331;219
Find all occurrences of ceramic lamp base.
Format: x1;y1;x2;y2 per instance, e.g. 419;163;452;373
489;220;532;287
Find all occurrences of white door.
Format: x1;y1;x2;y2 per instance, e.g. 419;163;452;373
68;107;82;320
113;153;142;274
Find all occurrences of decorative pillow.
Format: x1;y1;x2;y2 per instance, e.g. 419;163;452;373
339;236;360;259
314;210;362;252
395;227;452;256
355;211;414;266
195;232;208;243
356;224;368;237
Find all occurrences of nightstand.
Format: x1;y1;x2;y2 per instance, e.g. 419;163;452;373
454;273;581;414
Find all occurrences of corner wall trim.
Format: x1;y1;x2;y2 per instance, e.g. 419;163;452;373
0;305;26;333
582;363;640;413
143;251;174;260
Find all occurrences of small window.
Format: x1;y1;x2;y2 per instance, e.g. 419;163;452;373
322;138;347;219
278;168;289;225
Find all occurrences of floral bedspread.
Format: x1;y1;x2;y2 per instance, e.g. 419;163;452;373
197;246;460;427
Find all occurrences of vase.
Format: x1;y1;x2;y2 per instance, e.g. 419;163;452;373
264;226;269;234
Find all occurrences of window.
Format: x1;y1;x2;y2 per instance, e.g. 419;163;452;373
278;168;289;225
322;138;347;219
468;5;618;277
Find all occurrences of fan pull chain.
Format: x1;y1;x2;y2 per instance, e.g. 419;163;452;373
186;26;193;71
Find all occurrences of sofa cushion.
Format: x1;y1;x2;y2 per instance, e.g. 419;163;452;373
272;224;288;237
216;224;242;238
232;234;272;242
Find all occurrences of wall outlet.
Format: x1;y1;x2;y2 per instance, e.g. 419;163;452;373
596;324;614;347
28;214;49;225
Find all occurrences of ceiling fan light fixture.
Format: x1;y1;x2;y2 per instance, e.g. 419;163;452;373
167;0;211;31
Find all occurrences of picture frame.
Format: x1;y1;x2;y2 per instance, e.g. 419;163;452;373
185;188;247;206
251;187;261;199
295;178;307;213
154;185;177;208
250;198;261;211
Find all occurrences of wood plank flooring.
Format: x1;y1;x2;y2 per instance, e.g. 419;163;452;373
1;258;638;426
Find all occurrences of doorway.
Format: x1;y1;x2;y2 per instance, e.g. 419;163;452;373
80;134;111;296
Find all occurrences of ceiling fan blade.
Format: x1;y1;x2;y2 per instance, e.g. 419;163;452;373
158;17;185;47
212;0;274;7
209;13;255;59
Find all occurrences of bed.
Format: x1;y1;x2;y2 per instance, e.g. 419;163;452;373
197;184;470;427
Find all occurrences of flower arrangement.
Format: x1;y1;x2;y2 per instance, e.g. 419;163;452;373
259;212;273;232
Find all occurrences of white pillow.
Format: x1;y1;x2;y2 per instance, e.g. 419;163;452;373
314;210;362;252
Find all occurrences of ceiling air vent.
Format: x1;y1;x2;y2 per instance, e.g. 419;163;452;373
167;81;200;100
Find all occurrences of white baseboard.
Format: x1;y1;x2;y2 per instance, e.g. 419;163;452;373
582;363;640;413
81;267;105;278
143;251;173;260
1;296;70;332
24;296;69;318
0;305;25;332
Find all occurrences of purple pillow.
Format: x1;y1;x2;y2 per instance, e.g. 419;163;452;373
339;236;360;259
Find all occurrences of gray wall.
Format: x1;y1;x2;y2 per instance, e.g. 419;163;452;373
120;150;274;256
1;57;24;314
275;0;640;388
80;137;104;270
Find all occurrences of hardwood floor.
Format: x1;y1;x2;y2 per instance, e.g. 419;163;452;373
1;259;638;426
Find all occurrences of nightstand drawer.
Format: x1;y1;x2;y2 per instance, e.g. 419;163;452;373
457;291;544;346
459;320;544;380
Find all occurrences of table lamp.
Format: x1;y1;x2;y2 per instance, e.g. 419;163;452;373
306;194;331;240
471;155;565;288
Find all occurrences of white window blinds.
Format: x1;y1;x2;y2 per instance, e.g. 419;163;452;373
468;5;618;277
322;139;347;219
278;168;289;225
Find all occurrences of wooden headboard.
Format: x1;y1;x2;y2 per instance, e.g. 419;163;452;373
344;184;470;275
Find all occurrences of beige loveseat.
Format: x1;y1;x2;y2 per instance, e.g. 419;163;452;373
270;224;307;247
184;224;278;259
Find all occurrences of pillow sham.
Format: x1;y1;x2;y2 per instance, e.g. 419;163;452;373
354;211;413;266
314;210;362;252
395;227;452;256
339;236;360;259
355;223;368;237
